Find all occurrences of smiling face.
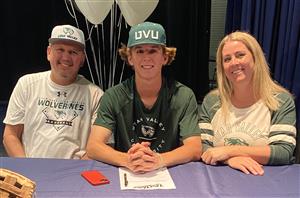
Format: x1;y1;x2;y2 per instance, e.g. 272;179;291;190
222;40;255;89
128;44;168;82
47;41;85;85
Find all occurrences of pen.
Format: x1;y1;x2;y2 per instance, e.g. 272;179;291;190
124;173;128;187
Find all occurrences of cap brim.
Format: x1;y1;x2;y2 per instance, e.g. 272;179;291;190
48;38;85;49
128;41;166;48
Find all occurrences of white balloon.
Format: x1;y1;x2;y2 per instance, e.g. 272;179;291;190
117;0;159;26
75;0;114;25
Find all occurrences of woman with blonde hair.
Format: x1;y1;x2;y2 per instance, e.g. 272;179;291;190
199;31;297;175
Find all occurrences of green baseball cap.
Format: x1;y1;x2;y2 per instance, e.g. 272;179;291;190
127;22;166;48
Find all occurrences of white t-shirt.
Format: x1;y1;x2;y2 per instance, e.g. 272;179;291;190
211;100;270;146
4;71;103;159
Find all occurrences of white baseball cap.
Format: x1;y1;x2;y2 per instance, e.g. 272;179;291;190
48;25;85;49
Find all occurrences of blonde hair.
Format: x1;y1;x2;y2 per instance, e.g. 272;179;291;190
216;31;289;113
118;44;177;66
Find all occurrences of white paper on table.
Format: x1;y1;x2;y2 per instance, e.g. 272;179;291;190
119;167;176;190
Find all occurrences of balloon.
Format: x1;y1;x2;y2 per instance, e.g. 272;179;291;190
117;0;159;26
75;0;114;25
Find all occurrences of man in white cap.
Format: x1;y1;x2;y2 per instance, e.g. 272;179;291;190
87;22;202;173
3;25;103;159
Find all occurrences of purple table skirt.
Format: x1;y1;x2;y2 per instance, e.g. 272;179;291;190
1;157;299;197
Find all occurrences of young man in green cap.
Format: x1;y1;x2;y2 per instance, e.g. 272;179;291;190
87;22;202;173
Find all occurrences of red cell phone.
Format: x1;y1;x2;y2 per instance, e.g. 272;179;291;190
81;170;110;185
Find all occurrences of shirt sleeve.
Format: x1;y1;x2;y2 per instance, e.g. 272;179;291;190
3;77;27;125
178;89;202;140
198;93;218;152
90;86;104;125
93;91;116;132
268;93;297;165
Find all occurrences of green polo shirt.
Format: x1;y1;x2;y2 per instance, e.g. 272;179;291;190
94;76;201;152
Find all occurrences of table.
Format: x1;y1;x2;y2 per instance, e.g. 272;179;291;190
1;157;299;197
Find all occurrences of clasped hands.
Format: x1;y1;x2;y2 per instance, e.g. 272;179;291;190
125;142;164;173
201;147;264;176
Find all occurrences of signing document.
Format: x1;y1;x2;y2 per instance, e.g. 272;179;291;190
119;167;176;190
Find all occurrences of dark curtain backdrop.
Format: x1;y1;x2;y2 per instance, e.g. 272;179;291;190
0;0;210;102
225;0;300;161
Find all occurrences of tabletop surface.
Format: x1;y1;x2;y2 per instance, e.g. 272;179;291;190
1;157;300;197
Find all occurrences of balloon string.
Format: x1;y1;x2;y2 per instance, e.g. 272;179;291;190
65;0;80;27
64;0;75;19
111;2;117;87
112;11;123;86
86;25;95;43
84;49;96;85
96;26;103;88
119;62;125;84
101;25;107;89
83;21;96;85
108;3;114;88
86;19;101;87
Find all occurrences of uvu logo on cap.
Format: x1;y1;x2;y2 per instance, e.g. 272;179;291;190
49;25;85;48
127;22;166;48
135;30;159;40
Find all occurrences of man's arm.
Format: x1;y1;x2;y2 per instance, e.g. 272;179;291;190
86;125;202;172
3;124;26;157
86;125;130;167
161;136;202;166
131;136;202;173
